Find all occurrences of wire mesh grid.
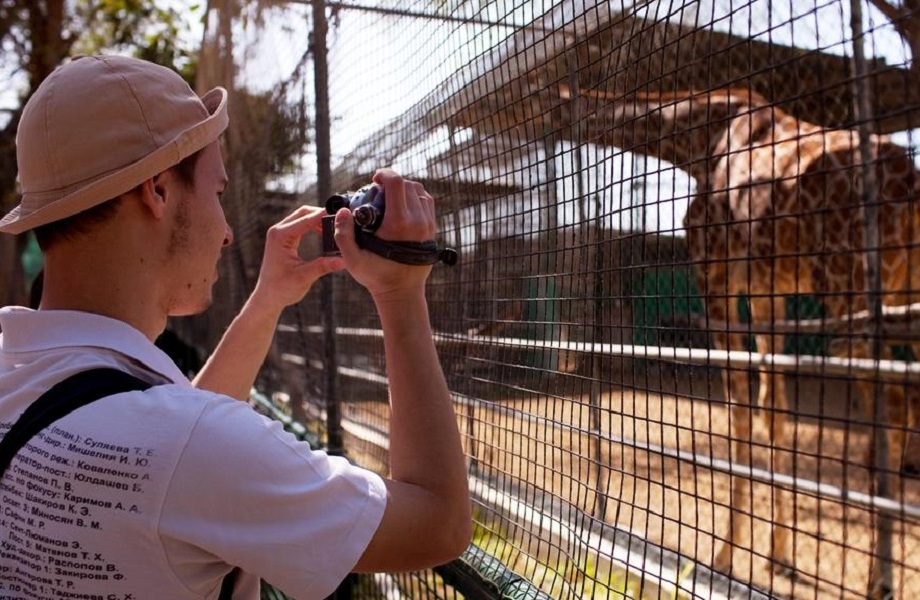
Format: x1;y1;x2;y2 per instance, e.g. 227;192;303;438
190;0;920;598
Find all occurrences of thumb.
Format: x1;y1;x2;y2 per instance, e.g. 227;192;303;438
333;208;359;258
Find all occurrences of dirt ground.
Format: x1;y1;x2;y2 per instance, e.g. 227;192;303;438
340;365;920;599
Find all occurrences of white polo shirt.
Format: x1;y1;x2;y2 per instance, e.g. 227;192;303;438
0;307;387;599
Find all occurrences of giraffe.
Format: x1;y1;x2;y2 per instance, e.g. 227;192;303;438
560;84;920;592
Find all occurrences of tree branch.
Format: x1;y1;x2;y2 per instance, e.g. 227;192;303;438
868;0;905;25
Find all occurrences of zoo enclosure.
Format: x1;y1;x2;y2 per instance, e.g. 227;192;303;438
192;1;920;598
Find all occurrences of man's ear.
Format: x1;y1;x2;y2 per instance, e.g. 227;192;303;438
137;175;168;219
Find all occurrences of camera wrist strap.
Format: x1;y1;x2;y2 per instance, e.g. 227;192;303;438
355;230;458;266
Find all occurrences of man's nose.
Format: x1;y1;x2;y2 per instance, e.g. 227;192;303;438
223;225;234;246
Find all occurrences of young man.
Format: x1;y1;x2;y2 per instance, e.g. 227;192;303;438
0;55;470;598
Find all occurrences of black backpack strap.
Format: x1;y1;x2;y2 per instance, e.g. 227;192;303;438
219;567;239;600
0;367;241;598
0;367;152;480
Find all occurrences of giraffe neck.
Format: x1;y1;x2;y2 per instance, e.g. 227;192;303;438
568;87;774;185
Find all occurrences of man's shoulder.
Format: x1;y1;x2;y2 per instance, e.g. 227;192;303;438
0;308;189;384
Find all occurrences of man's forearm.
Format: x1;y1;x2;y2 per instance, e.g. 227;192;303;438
374;289;469;512
193;295;282;400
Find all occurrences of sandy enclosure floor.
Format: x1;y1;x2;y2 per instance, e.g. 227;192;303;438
340;369;920;599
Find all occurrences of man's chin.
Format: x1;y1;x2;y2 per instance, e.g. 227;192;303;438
168;296;214;318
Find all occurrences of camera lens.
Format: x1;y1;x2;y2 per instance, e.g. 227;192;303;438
325;194;349;215
353;204;381;229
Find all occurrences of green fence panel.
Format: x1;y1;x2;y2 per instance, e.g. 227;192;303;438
632;267;831;355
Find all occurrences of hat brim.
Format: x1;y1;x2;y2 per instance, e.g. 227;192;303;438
0;87;229;235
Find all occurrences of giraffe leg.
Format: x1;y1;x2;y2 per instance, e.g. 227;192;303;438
832;343;907;476
750;295;795;575
823;296;899;599
684;198;756;575
864;372;901;600
704;289;755;576
883;378;911;477
819;289;877;463
900;342;920;476
865;336;910;477
822;285;908;476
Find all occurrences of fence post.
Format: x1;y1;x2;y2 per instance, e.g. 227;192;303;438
564;56;610;522
447;124;480;473
311;0;344;458
540;137;561;371
848;0;893;595
312;4;351;599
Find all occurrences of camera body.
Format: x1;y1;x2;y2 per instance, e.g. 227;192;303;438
320;184;458;266
322;184;385;255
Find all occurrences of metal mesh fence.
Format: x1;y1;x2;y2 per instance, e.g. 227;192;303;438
191;1;920;598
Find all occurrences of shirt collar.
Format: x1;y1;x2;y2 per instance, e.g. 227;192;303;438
0;306;189;384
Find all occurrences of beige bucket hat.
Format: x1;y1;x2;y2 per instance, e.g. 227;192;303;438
0;54;228;234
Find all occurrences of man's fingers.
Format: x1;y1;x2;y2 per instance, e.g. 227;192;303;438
405;181;436;239
300;256;345;280
374;169;407;216
412;182;436;232
269;208;326;248
277;204;321;226
367;171;438;241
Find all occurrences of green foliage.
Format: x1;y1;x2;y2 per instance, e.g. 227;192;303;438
71;0;201;82
236;89;311;178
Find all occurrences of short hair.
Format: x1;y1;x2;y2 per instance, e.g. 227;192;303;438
171;146;203;189
34;148;204;251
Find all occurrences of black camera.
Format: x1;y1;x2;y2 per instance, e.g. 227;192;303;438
321;184;458;266
322;185;384;256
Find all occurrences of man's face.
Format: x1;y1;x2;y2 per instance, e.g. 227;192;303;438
164;141;232;316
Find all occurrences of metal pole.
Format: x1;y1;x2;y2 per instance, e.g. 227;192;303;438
541;136;560;371
312;0;344;457
313;1;349;596
849;0;893;595
447;124;478;473
567;56;609;521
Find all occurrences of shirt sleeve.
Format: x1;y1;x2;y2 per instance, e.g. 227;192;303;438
157;395;388;599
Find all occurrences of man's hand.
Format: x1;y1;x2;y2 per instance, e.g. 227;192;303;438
333;169;436;302
251;206;345;313
194;206;343;399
